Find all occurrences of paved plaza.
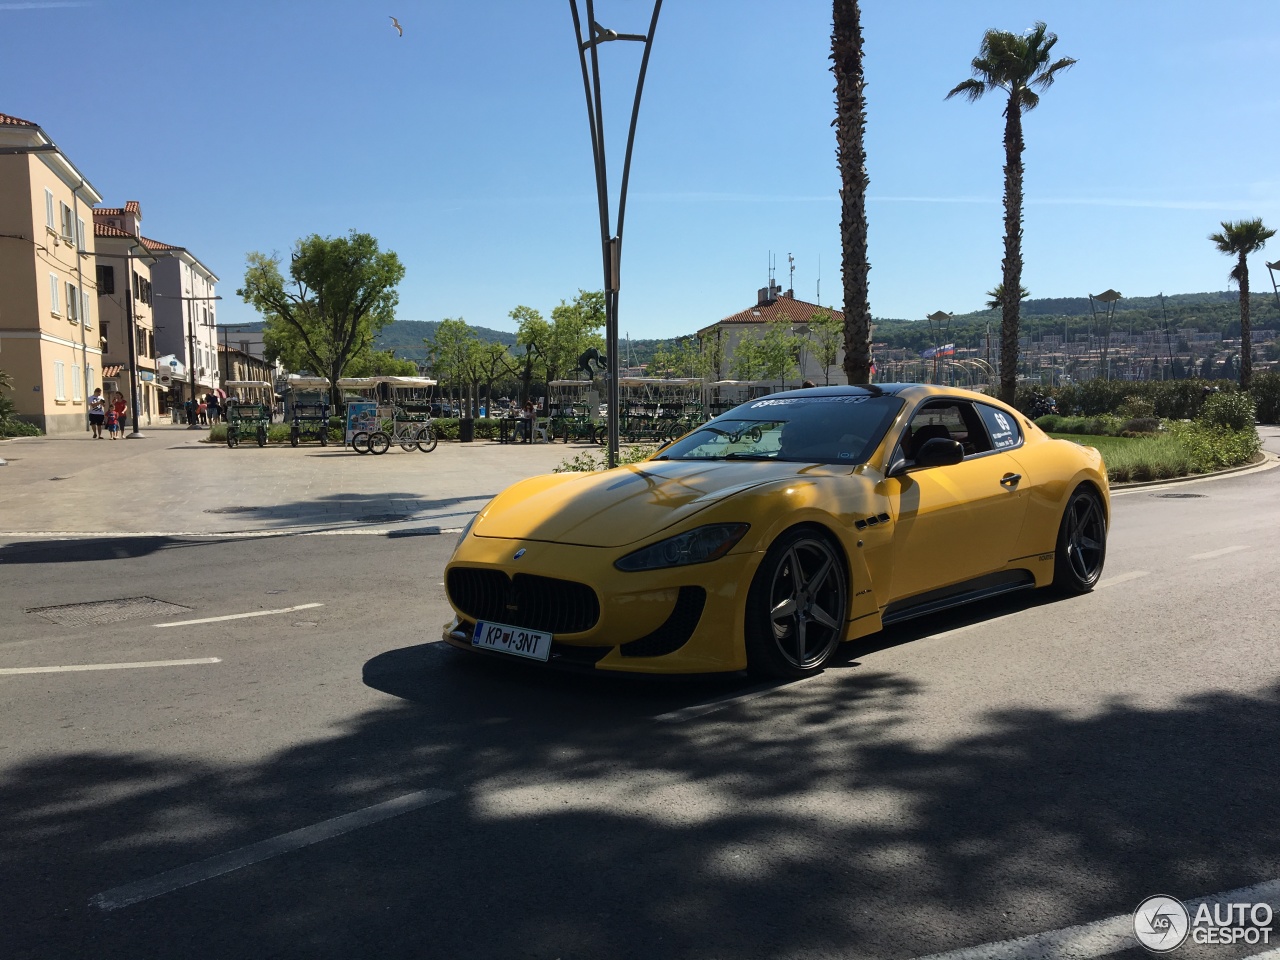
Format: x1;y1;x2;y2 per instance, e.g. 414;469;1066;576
0;424;590;536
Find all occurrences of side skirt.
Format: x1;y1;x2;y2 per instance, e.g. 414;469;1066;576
880;570;1036;627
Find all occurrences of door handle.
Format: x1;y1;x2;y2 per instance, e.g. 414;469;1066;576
1000;473;1021;487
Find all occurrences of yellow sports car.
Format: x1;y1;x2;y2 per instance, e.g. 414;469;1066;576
442;384;1109;678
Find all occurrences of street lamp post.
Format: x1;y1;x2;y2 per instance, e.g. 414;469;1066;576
1266;260;1280;314
156;293;223;427
1089;288;1122;380
568;0;662;468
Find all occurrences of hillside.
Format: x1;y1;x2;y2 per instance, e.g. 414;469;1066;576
224;290;1280;364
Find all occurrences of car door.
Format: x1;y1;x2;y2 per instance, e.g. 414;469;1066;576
882;398;1030;603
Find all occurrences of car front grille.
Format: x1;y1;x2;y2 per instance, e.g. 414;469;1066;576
446;568;600;635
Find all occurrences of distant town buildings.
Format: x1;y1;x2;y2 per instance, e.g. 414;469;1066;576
0;111;222;434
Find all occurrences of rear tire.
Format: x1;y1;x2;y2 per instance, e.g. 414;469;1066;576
226;429;237;449
319;430;328;447
416;427;437;453
745;528;848;679
290;427;300;447
368;431;391;455
1052;486;1107;593
352;432;371;454
256;425;267;447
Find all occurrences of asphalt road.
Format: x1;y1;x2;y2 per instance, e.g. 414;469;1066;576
3;440;1280;959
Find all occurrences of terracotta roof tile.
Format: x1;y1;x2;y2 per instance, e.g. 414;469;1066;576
700;295;843;333
95;207;125;217
140;236;181;252
0;112;38;126
94;222;133;238
124;201;140;215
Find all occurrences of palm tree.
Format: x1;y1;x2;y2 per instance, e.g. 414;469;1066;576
832;0;872;384
948;22;1075;404
1209;218;1275;390
985;283;1029;311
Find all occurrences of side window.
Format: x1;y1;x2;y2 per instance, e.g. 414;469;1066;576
897;400;992;463
976;403;1023;451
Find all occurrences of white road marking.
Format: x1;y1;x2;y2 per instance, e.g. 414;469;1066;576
0;527;463;540
0;657;220;676
155;603;323;628
1095;570;1149;589
89;788;454;912
1189;545;1248;561
910;876;1280;960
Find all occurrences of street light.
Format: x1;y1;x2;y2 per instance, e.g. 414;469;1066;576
568;0;663;468
925;311;952;384
1089;288;1122;381
155;293;223;428
1266;260;1280;314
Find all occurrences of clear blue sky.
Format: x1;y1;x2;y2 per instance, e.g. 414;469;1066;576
4;1;1278;338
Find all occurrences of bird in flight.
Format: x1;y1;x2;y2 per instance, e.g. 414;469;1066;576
390;16;402;37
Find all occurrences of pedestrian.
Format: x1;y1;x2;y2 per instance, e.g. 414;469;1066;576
207;395;220;424
184;397;196;425
521;400;535;442
198;401;208;426
105;404;118;438
88;387;106;438
111;392;129;435
801;380;817;388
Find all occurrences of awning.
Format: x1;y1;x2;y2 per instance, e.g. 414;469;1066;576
102;365;123;378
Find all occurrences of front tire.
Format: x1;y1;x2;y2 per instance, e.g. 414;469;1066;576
368;431;391;455
416;427;437;453
352;431;371;454
1052;486;1107;593
745;528;848;679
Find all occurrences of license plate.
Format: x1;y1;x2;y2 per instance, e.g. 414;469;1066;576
472;620;553;662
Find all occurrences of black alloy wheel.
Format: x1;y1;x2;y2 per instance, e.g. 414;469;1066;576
745;528;848;678
1052;487;1107;593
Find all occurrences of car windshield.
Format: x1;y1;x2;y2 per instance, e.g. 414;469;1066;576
657;394;904;465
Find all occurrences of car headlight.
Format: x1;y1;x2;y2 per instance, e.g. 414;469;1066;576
614;523;749;572
454;513;478;550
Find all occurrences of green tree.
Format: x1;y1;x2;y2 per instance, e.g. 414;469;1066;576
547;290;606;384
731;332;766;382
345;349;418;378
512;305;549;407
948;22;1076;404
808;311;844;385
426;318;481;413
759;323;800;385
238;230;405;404
1209;217;1275;390
832;0;873;384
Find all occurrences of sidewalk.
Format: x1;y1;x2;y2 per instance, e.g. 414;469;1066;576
0;424;591;537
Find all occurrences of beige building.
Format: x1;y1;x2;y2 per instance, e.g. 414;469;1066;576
92;204;161;425
0;112;104;435
698;282;848;388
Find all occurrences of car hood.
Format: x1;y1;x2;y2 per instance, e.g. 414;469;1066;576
473;459;826;547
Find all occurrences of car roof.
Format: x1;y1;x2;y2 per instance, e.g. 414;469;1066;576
765;383;1000;404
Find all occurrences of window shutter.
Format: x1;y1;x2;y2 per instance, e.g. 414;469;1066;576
45;189;54;229
82;291;91;325
50;273;60;314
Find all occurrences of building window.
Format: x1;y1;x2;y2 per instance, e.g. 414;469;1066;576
96;264;115;295
87;365;95;390
99;322;109;349
81;291;91;327
60;202;74;241
49;273;61;315
45;189;55;230
66;282;79;322
76;217;86;252
54;360;66;401
72;366;82;401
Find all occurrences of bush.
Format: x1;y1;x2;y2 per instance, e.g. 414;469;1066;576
1250;372;1280;424
553;444;657;472
1119;417;1162;436
0;418;42;438
1116;395;1156;419
1165;420;1260;472
1198;391;1256;431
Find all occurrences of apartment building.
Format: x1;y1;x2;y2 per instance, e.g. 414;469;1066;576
148;240;220;409
0;112;104;435
92;204;160;424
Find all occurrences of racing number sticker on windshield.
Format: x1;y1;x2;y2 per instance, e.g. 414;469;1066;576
978;405;1022;450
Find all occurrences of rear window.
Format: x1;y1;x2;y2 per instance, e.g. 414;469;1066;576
976;403;1023;451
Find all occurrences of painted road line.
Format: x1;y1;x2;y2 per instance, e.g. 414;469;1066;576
90;788;454;912
1096;570;1149;589
155;602;323;628
0;657;220;676
1189;545;1249;561
911;877;1280;960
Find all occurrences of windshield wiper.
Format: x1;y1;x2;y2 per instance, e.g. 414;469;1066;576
722;452;778;460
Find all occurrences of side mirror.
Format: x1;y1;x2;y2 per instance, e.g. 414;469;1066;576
914;437;965;468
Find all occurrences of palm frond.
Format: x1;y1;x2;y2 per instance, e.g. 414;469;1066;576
1228;261;1246;286
1033;56;1078;89
946;78;988;102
